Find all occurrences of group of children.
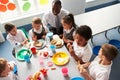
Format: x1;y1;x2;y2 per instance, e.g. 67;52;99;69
0;0;118;80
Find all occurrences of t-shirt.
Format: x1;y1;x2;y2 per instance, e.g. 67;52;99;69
0;72;17;80
73;41;92;62
6;30;27;46
88;57;112;80
29;26;48;40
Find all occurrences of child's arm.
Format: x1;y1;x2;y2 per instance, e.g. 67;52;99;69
67;43;84;64
80;68;94;80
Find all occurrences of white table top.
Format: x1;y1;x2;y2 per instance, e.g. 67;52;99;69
74;3;120;35
16;45;82;80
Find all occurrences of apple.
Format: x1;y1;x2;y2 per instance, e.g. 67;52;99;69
43;52;48;57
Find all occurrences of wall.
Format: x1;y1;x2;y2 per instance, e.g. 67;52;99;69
0;0;85;33
86;0;115;8
0;0;117;33
62;0;85;15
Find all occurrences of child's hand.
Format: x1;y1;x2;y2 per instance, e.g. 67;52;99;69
67;43;71;48
82;62;90;69
32;35;37;41
21;39;28;46
80;67;88;76
8;61;15;71
42;35;46;40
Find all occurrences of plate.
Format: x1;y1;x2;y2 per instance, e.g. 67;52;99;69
33;39;46;49
16;49;32;61
52;52;69;66
71;77;84;80
50;39;64;48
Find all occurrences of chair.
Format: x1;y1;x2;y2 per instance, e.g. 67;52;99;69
21;28;30;42
109;39;120;49
93;45;101;56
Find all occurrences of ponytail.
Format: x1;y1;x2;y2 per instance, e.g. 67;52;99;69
62;13;76;28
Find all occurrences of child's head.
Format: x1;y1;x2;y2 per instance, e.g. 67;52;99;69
52;0;62;15
75;25;92;47
32;17;42;30
4;23;17;36
61;13;75;30
0;58;10;77
98;44;118;62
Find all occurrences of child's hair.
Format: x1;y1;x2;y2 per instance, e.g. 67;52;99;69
76;25;92;40
0;58;7;76
53;0;61;6
101;44;118;61
62;13;76;27
32;17;42;24
4;23;15;32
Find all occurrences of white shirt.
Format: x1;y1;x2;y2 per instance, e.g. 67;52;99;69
42;9;69;28
0;72;17;80
29;26;49;38
6;30;27;46
73;41;92;62
88;57;112;80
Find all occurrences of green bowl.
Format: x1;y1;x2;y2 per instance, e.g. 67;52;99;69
16;49;32;61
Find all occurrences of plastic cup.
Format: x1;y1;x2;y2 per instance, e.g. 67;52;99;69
13;65;18;74
61;67;68;76
50;45;56;54
46;32;53;40
30;47;37;54
24;54;30;63
39;57;44;66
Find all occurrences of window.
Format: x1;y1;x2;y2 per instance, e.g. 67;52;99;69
0;0;52;22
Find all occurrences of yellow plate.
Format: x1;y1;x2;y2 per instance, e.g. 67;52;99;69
52;52;69;66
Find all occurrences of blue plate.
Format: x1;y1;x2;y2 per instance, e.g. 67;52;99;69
71;77;84;80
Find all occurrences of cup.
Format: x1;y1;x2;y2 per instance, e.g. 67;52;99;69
46;32;53;40
31;47;37;54
13;65;18;74
40;68;48;76
61;67;68;76
24;54;30;63
50;45;56;54
39;57;44;66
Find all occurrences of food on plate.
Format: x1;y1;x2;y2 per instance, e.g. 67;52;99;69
50;39;63;48
55;40;62;46
28;72;41;80
33;41;43;47
51;67;56;70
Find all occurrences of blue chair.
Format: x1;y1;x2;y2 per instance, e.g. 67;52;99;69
109;39;120;49
93;45;101;56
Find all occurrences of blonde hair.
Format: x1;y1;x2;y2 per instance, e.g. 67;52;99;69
101;44;118;61
32;17;42;24
0;58;7;76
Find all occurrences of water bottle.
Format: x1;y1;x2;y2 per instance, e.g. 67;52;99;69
45;35;50;45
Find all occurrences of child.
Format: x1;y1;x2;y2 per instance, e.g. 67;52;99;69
61;13;77;44
29;17;48;41
77;44;118;80
4;23;28;47
67;25;92;64
0;58;17;80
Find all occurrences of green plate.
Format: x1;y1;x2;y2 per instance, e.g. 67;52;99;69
16;49;32;61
